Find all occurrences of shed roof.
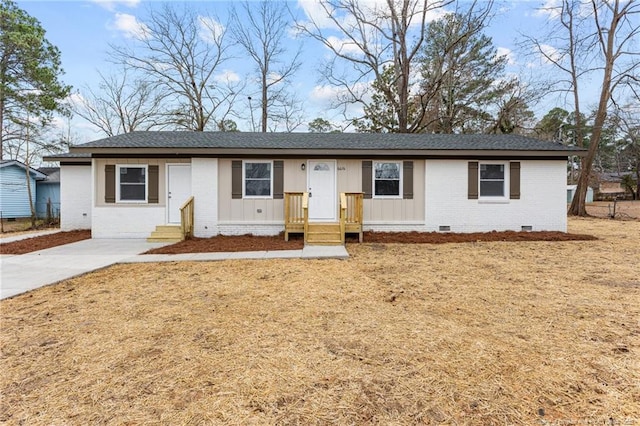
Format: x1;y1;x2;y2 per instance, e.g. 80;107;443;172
0;160;47;180
37;167;60;183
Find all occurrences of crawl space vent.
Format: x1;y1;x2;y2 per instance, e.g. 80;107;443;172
439;225;451;232
521;225;533;231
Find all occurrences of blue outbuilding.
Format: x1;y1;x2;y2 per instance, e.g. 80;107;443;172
0;160;48;219
35;167;61;219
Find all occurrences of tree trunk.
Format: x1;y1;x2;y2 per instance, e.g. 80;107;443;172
24;119;37;229
568;0;619;216
261;73;267;133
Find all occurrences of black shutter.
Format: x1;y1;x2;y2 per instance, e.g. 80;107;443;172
273;161;284;199
468;162;479;200
403;161;413;199
362;160;372;199
232;160;242;199
510;162;521;200
105;165;115;203
148;165;159;203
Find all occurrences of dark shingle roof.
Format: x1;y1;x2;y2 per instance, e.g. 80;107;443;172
71;131;585;153
37;167;60;183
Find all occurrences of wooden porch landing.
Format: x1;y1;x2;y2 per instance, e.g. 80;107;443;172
285;192;364;246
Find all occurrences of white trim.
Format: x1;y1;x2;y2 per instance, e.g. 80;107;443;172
116;164;148;203
242;160;273;199
373;161;403;199
478;161;509;202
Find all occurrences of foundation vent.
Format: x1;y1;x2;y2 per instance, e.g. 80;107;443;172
439;225;451;232
521;225;533;231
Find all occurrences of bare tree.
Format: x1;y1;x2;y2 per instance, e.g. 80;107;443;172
568;0;639;215
73;69;168;137
296;0;461;133
230;1;303;132
110;4;241;131
522;0;590;185
528;0;590;143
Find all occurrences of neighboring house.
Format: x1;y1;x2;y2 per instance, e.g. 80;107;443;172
567;185;593;204
36;167;61;219
596;172;633;200
45;132;586;242
0;160;47;219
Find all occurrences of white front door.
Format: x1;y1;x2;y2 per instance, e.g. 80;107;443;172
167;164;192;224
307;160;337;221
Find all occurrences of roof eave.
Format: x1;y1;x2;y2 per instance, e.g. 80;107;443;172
70;147;586;158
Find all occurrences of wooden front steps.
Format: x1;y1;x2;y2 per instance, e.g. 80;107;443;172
147;225;183;243
306;222;342;245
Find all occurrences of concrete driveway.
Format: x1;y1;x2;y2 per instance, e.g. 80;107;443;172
0;239;167;300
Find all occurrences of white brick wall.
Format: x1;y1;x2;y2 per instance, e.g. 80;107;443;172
60;165;92;231
424;159;567;232
364;222;426;232
92;206;165;238
192;158;218;237
217;222;284;236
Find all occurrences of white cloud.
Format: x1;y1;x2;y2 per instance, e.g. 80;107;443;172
214;70;241;84
538;44;562;64
109;13;150;39
497;47;516;66
297;0;340;31
90;0;140;12
310;81;371;106
198;16;225;44
533;0;562;19
297;0;446;31
326;36;364;55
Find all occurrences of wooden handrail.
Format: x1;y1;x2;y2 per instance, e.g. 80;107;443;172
284;192;306;241
342;192;364;242
302;192;309;244
339;192;347;244
180;196;194;239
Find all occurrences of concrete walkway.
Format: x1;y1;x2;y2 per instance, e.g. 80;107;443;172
0;240;349;300
0;229;61;243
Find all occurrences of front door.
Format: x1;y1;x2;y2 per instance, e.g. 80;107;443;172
167;164;192;224
307;160;337;221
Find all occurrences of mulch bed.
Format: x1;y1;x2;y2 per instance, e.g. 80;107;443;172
145;233;305;254
145;230;597;254
358;230;598;244
0;230;91;255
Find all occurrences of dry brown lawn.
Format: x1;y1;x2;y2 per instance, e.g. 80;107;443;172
1;218;639;425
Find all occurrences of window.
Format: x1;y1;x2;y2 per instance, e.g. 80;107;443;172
244;161;272;197
374;161;401;197
479;163;506;197
117;165;147;202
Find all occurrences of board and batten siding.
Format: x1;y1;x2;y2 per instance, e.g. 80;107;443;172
0;164;37;218
338;159;425;229
425;159;567;232
218;159;304;224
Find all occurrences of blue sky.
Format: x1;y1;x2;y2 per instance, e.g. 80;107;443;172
17;0;601;141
